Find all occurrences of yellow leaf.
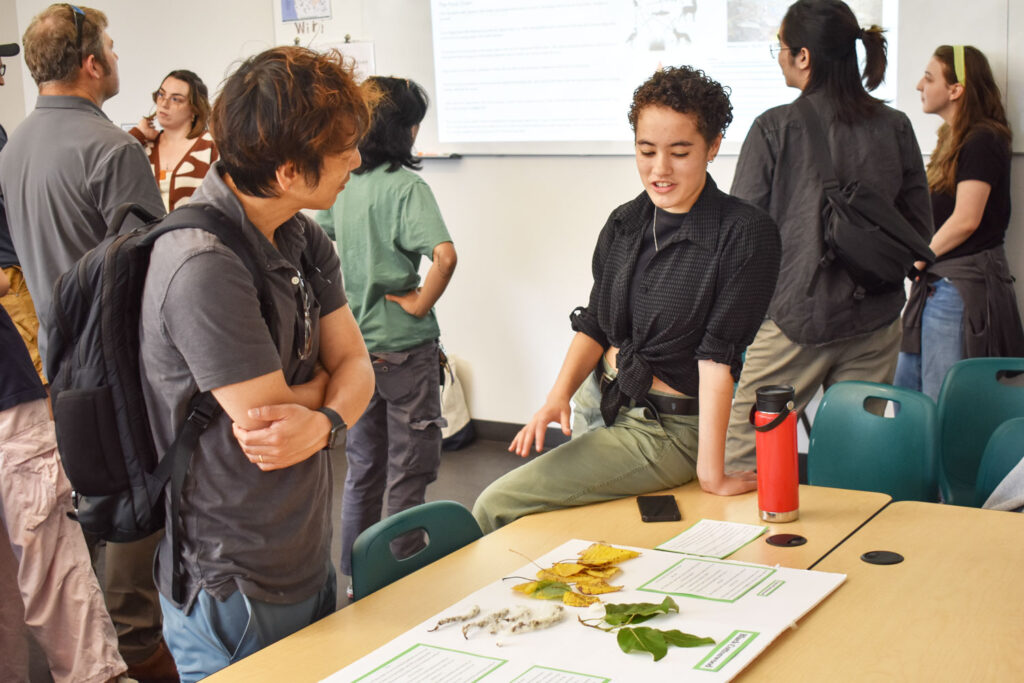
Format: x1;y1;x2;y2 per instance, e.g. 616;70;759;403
577;580;623;595
513;581;540;595
584;566;621;579
550;562;588;577
562;591;601;607
536;568;563;582
578;543;641;566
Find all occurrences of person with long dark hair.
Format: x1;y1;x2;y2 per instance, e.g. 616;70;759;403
315;76;457;595
131;69;217;210
894;45;1024;400
471;66;780;533
725;0;932;470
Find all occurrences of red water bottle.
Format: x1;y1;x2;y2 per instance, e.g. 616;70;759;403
751;385;799;523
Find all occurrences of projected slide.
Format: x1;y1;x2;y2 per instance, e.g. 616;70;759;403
430;0;897;150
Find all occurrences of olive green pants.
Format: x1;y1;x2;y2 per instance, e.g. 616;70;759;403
472;374;698;534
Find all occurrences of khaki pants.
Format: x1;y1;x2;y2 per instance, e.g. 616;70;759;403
0;398;126;683
726;318;902;471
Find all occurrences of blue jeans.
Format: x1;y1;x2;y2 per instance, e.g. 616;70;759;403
340;340;444;576
895;278;964;402
160;563;336;682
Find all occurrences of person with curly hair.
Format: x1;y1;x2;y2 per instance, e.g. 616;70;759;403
472;66;781;533
894;45;1024;400
725;0;932;471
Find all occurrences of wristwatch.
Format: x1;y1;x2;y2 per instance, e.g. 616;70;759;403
317;407;346;450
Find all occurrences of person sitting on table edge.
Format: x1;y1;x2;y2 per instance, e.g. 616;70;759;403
472;65;781;534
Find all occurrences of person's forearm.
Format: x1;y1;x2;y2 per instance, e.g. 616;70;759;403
290;369;328;410
322;353;374;429
928;216;980;259
408;259;454;316
548;332;605;403
695;360;734;489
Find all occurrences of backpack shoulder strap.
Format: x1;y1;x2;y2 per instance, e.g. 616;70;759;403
141;204;275;605
141;204;265;292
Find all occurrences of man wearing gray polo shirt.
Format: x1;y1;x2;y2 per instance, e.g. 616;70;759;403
0;5;170;680
138;46;375;681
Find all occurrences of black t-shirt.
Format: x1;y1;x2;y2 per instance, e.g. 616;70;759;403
629;208;688;307
1;306;46;412
933;126;1011;261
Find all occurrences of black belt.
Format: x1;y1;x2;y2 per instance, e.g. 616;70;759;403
597;369;699;416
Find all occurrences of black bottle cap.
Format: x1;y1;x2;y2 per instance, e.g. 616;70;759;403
755;385;795;413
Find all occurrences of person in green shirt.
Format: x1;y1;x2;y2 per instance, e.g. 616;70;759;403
316;77;457;597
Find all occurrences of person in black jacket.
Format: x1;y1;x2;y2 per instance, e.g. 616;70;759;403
725;0;932;470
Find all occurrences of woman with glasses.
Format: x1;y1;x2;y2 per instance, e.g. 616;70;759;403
471;66;780;534
724;0;932;471
894;46;1024;400
130;69;217;211
315;77;457;596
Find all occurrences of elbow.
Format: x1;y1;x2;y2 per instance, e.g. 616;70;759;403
435;243;458;279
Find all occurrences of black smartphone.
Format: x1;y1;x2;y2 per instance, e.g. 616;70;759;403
636;495;681;522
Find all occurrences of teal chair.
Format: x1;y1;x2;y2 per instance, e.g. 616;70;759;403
937;358;1024;506
807;381;938;502
350;500;482;600
974;417;1024;507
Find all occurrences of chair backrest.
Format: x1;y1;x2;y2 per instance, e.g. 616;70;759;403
974;417;1024;507
350;500;482;600
807;381;938;502
937;358;1024;506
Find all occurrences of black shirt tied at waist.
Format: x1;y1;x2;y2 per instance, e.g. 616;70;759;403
570;175;781;426
901;245;1024;359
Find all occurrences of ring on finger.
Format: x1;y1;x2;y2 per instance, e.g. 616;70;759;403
257;454;264;464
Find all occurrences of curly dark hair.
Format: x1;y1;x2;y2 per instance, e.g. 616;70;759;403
627;66;733;143
355;76;429;174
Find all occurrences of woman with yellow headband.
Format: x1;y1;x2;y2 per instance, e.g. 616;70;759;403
894;45;1024;400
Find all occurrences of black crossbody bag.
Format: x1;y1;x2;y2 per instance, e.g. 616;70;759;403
795;97;934;300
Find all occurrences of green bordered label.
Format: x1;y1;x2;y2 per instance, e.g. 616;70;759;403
353;643;506;681
638;557;776;603
694;630;759;672
509;665;610;682
757;579;785;597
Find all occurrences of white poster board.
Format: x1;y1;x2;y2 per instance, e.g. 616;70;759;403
324;539;845;682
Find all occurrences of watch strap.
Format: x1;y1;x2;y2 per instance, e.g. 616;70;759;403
317;407;346;449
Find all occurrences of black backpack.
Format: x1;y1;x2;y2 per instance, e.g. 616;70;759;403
47;203;271;553
796;97;935;300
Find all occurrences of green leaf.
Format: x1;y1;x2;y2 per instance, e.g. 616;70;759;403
617;627;669;661
602;596;679;626
661;629;716;648
533;580;571;600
